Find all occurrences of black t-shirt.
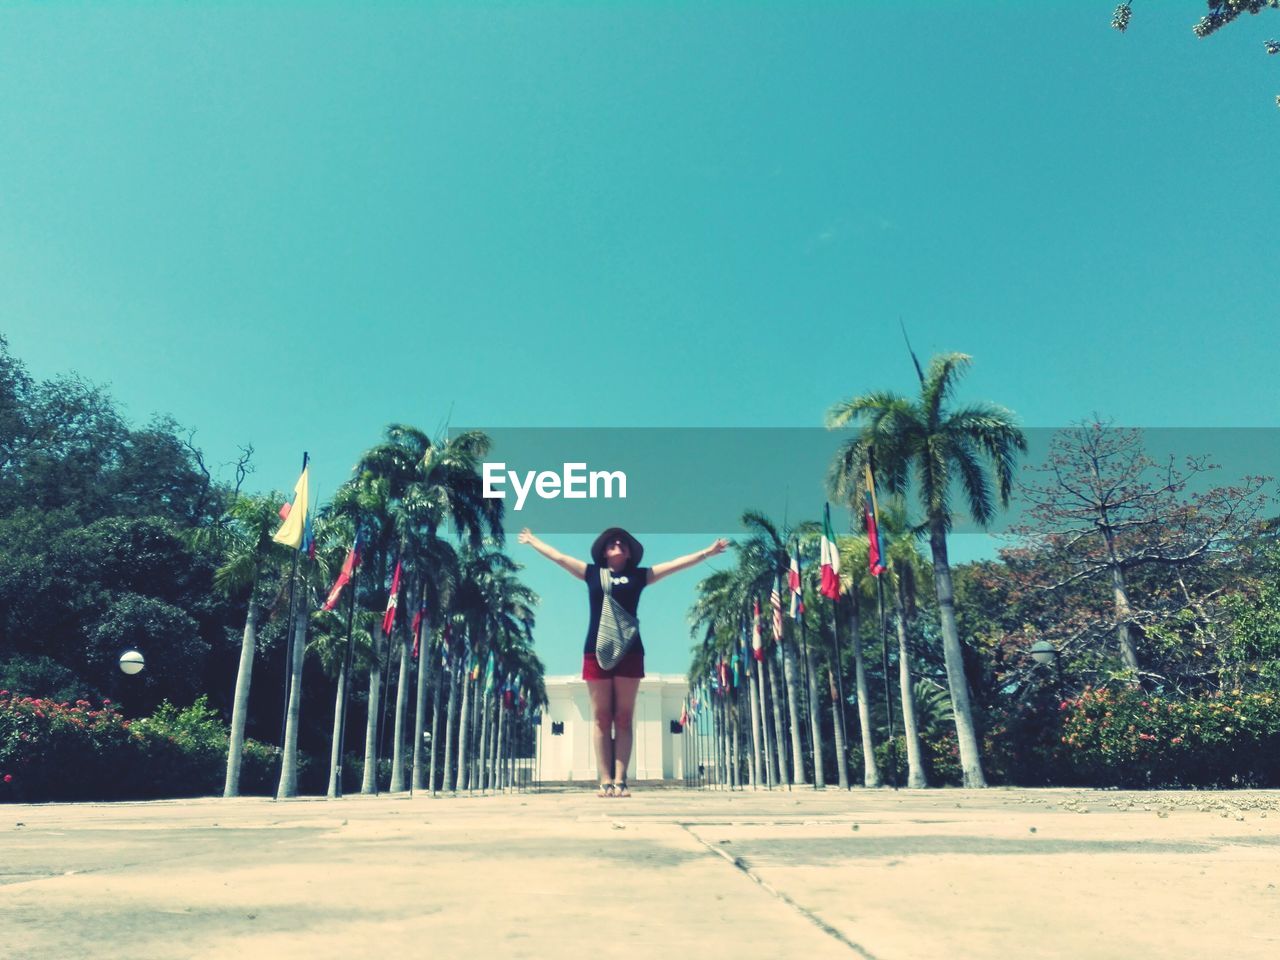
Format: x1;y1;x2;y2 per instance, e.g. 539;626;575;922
583;562;650;656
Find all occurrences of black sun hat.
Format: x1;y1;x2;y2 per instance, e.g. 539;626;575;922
591;527;644;567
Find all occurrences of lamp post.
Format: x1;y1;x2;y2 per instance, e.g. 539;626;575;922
1029;639;1062;687
118;649;145;676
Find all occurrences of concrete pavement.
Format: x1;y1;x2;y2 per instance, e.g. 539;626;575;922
3;785;1280;959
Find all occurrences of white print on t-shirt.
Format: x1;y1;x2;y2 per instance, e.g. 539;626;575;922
612;576;629;585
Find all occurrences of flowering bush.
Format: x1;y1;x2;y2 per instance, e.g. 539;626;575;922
0;691;321;802
1054;687;1280;787
0;690;136;802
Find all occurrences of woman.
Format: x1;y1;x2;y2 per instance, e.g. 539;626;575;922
519;527;728;797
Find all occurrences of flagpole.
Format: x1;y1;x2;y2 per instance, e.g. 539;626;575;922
797;605;816;791
336;555;359;797
876;576;899;790
277;451;308;776
827;599;850;790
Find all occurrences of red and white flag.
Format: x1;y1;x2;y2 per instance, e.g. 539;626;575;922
382;559;402;635
788;546;804;618
321;534;363;611
820;503;842;599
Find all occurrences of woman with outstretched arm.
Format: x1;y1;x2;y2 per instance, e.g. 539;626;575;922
519;526;729;797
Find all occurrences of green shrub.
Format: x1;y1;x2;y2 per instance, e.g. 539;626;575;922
0;691;134;802
0;691;329;802
1056;686;1280;787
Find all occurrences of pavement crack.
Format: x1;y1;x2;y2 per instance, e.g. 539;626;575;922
678;822;879;960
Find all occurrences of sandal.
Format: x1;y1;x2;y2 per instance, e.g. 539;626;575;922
597;782;616;798
614;781;630;798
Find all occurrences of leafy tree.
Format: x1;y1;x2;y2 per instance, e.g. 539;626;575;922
827;352;1027;787
1011;421;1271;685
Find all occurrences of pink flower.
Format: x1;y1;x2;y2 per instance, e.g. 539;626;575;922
1171;737;1183;745
3;774;11;784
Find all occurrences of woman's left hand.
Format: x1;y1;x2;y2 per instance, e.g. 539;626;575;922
706;538;729;557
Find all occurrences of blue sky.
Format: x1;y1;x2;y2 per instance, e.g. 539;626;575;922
3;3;1278;675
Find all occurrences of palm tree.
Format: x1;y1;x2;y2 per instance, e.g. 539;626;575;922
277;515;336;799
827;352;1026;787
355;425;504;793
192;492;290;798
736;511;812;786
689;567;759;786
832;533;882;788
879;498;931;788
306;605;376;797
448;546;534;791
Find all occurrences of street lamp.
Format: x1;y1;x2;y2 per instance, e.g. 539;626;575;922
1028;639;1063;686
118;649;145;676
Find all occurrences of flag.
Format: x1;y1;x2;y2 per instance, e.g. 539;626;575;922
820;503;842;599
440;622;452;667
272;464;310;549
680;702;689;727
321;531;364;611
770;576;783;641
788;544;805;617
411;597;427;660
469;649;481;681
752;597;764;661
730;648;740;688
381;559;402;635
864;463;887;576
484;651;496;692
505;674;518;709
718;658;728;690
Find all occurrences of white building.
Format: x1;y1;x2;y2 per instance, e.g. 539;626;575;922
534;673;714;782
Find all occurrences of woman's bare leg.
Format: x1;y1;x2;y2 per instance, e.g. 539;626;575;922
587;679;614;787
611;676;642;787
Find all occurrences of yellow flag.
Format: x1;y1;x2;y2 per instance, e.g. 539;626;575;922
272;466;309;548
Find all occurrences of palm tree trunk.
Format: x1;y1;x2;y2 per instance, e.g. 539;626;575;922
428;654;445;793
732;694;741;787
746;663;763;787
720;696;731;788
361;626;387;794
892;581;928;788
477;687;492;790
756;661;776;786
442;660;459;792
494;700;507;789
928;519;987;787
825;607;851;789
848;593;881;788
829;666;850;789
455;671;472;792
224;599;258;797
412;640;431;791
781;638;808;785
389;635;410;792
768;655;789;785
326;655;347;798
276;599;308;799
804;638;826;788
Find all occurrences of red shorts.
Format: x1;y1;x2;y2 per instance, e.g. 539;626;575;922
582;650;645;680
